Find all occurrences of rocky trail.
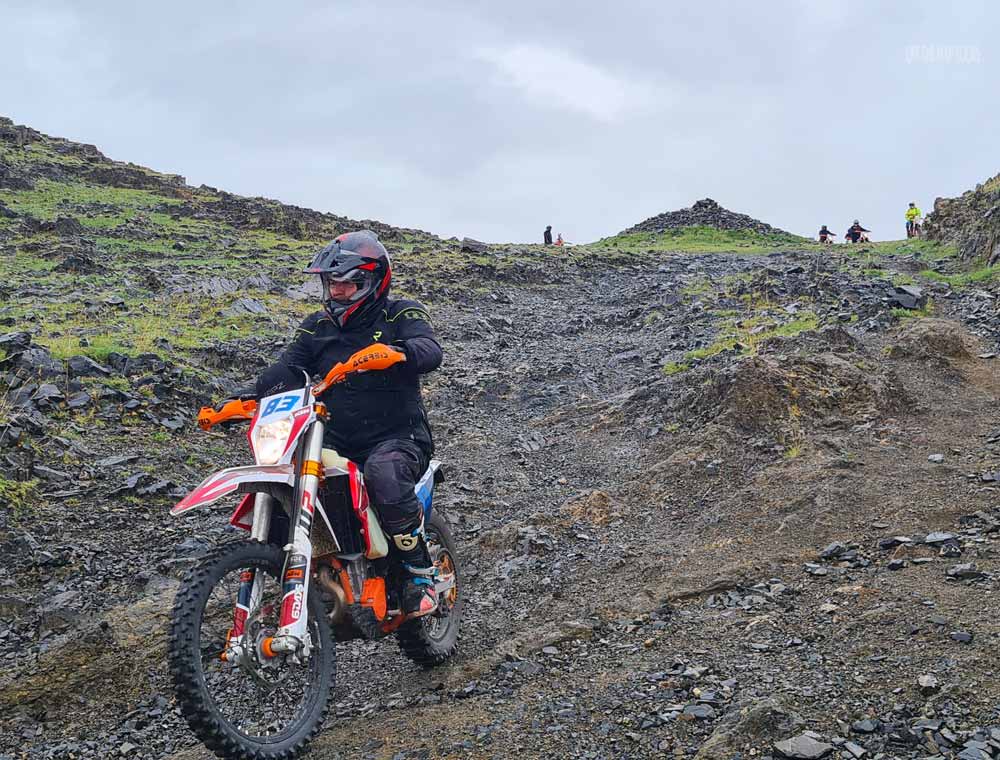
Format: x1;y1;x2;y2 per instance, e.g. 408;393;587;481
1;118;999;759
2;245;998;760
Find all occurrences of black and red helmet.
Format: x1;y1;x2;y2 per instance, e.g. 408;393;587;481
305;230;392;327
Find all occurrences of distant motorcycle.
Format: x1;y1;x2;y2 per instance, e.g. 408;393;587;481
906;219;922;238
168;344;461;760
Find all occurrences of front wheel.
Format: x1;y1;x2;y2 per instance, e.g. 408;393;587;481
397;511;463;666
169;541;334;760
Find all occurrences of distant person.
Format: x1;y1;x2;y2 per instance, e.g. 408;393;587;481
555;233;564;246
845;220;870;243
543;225;553;245
905;202;922;238
818;225;835;244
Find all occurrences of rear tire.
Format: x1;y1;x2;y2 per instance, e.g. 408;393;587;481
397;511;462;666
169;540;334;760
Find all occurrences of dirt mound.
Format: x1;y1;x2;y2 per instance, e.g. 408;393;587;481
561;489;619;525
621;197;795;237
682;349;907;437
887;317;978;360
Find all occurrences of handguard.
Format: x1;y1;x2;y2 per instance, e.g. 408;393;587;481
197;398;258;431
312;343;406;395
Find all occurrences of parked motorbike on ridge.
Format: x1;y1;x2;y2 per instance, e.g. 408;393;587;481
167;343;461;760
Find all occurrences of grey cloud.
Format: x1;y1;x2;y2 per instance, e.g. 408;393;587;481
2;0;998;242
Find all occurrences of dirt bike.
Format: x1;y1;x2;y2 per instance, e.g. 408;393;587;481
167;344;461;760
906;219;922;238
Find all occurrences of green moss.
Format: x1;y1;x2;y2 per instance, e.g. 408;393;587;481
0;477;39;519
662;361;690;376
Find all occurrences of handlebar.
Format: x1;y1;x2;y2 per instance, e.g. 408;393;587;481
312;343;407;395
197;398;257;431
195;343;407;431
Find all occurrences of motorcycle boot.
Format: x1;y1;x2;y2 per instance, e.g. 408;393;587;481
391;528;439;618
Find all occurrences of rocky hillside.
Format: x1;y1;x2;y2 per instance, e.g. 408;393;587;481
2;120;1000;760
925;172;1000;266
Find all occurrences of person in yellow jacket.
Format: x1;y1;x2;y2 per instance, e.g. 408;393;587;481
905;202;922;238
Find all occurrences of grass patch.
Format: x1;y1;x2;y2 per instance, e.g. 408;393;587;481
0;477;40;519
919;264;1000;288
784;443;803;459
686;313;820;362
662;361;690;376
891;300;935;319
596;226;811;253
849;239;958;262
0;179;179;220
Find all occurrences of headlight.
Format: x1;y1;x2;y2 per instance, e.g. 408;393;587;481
253;418;293;464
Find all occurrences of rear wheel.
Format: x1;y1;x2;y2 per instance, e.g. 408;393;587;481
169;541;334;760
397;511;462;666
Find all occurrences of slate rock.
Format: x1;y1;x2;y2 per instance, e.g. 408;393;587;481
819;542;848;560
223;297;268;317
33;464;72;482
918;674;939;694
461;237;489;254
774;733;835;759
924;531;958;544
33;383;64;407
53;251;105;274
683;703;716;720
52;216;85;236
946;563;985;581
889;285;928;310
0;331;31;356
17;348;65;379
66;391;92;409
123;353;165;375
842;740;867;758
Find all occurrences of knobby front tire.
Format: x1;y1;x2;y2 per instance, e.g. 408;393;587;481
169;540;334;760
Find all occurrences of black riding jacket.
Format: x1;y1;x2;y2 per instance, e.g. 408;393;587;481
278;299;442;462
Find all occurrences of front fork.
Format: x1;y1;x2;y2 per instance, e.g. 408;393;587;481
226;419;325;662
270;419;325;655
224;493;275;663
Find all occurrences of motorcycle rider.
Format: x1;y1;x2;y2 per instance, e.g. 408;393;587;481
255;230;443;618
818;224;835;244
845;220;870;243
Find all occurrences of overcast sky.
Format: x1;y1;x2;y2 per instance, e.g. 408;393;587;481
3;1;998;243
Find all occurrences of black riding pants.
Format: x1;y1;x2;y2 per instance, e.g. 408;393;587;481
360;439;429;537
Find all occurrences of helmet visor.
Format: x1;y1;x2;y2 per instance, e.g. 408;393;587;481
321;269;374;303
